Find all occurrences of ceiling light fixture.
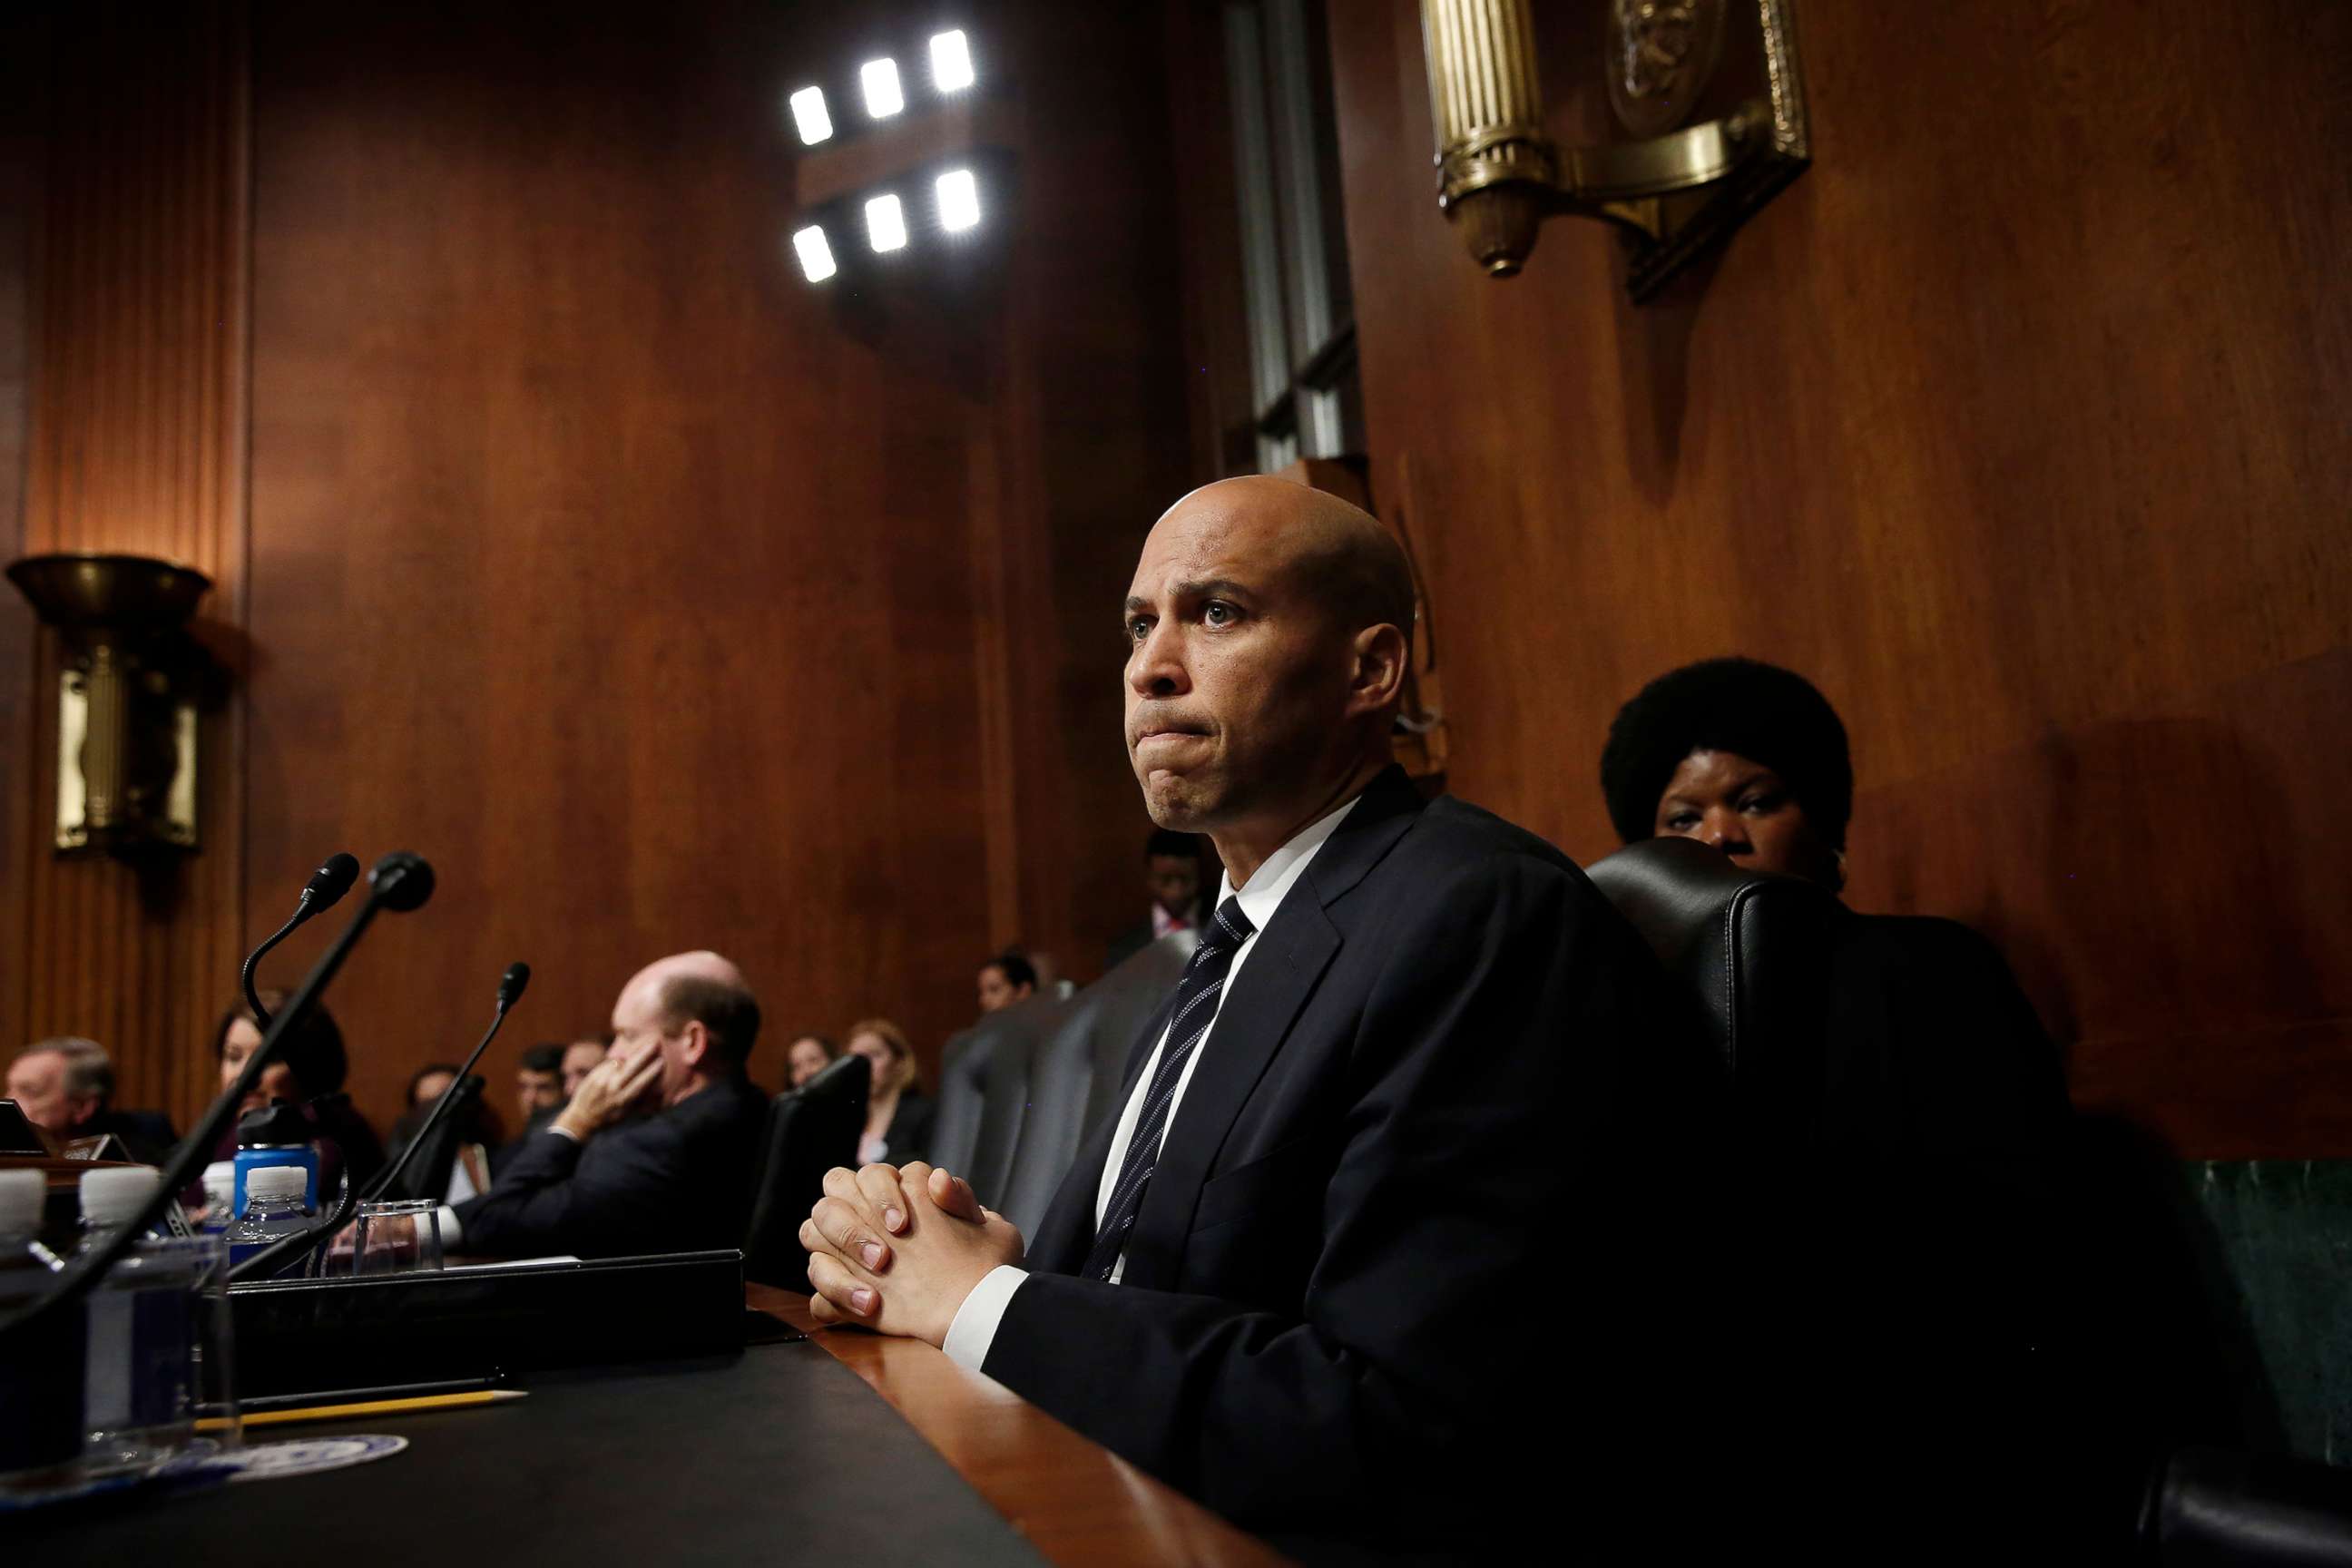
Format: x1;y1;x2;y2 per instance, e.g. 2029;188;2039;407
865;193;907;252
860;58;904;119
793;225;837;281
929;31;975;93
936;169;980;232
788;87;833;146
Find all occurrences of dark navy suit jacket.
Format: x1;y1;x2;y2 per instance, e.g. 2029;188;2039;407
981;768;1703;1558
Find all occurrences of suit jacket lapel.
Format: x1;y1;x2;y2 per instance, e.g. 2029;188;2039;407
1115;768;1426;1291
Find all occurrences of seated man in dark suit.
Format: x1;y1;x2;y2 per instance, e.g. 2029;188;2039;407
420;951;770;1259
5;1037;177;1161
799;477;1701;1560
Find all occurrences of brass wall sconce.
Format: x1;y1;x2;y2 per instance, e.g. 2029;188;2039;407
1420;0;1808;297
6;553;213;855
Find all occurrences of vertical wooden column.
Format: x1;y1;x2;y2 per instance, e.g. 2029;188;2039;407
5;2;251;1131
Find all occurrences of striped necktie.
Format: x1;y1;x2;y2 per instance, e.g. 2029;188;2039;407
1082;895;1256;1283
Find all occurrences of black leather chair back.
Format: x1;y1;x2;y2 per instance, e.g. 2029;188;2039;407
996;933;1193;1236
2148;1447;2352;1566
927;1021;994;1180
741;1053;867;1287
928;991;1067;1209
1583;835;1840;1142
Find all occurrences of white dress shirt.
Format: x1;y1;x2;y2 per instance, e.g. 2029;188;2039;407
942;792;1361;1372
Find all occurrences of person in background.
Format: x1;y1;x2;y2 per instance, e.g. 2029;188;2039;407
489;1044;568;1177
974;951;1035;1014
1103;828;1208;968
414;952;771;1259
845;1018;931;1165
560;1037;609;1100
514;1044;565;1126
211;992;387;1199
384;1062;461;1165
5;1037;177;1161
1600;654;2079;1542
784;1033;838;1091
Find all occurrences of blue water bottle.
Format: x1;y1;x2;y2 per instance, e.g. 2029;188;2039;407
231;1099;318;1219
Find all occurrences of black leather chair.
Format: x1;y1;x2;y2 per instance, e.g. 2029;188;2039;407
1582;834;1840;1142
741;1053;867;1288
995;933;1193;1236
1589;836;2352;1563
2147;1448;2352;1567
927;991;1068;1210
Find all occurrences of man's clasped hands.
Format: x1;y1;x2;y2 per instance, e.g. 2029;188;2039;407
799;1162;1028;1347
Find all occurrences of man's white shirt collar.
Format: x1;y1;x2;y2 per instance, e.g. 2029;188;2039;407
1220;791;1359;934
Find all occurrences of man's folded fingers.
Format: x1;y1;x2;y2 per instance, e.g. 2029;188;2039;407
857;1162;911;1233
928;1168;985;1222
805;1250;878;1320
808;1195;891;1271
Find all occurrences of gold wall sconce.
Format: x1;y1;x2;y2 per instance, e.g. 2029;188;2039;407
1420;0;1808;297
6;553;213;855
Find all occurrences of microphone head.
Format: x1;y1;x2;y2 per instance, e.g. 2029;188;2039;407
369;852;436;913
302;852;362;911
498;962;531;1008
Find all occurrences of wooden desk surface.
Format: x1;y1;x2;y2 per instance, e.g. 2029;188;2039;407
749;1284;1291;1568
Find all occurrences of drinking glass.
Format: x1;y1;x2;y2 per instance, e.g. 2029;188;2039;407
351;1199;443;1275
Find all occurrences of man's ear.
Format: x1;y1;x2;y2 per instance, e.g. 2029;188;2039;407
678;1020;712;1072
1346;622;1408;717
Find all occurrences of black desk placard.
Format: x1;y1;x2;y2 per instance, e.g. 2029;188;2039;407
215;1249;746;1399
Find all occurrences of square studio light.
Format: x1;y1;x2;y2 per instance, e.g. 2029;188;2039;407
936;168;980;232
793;225;837;282
788;87;832;146
860;58;904;119
929;31;975;93
865;193;907;252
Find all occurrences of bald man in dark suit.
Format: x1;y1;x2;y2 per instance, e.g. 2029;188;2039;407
801;478;1708;1561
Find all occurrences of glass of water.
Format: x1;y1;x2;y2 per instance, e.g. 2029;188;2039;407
351;1199;443;1275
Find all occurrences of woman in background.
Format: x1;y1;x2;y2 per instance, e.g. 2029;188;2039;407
844;1018;932;1165
784;1032;838;1091
1599;657;2097;1540
211;991;387;1199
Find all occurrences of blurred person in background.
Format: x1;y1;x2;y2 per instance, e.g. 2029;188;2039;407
560;1036;609;1099
846;1018;932;1165
5;1037;177;1161
785;1033;838;1091
211;992;387;1197
1104;828;1209;968
975;952;1035;1014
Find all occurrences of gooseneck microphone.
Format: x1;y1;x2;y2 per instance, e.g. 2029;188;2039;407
241;852;361;1028
0;851;436;1341
229;958;530;1282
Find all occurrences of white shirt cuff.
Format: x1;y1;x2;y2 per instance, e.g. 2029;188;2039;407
941;1265;1027;1372
432;1204;462;1252
546;1122;582;1143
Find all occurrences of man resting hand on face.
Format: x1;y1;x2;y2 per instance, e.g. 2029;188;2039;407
800;478;1707;1561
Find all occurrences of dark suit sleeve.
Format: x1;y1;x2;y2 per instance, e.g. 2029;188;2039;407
981;850;1685;1534
452;1122;682;1258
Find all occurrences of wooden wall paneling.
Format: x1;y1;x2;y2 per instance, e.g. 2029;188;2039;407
986;1;1203;991
1320;0;2352;1154
5;1;251;1133
237;0;1200;1127
0;8;45;1089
